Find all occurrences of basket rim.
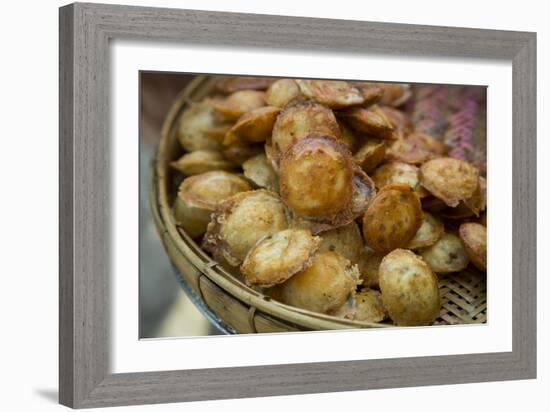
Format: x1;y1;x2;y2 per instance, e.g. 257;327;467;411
151;75;391;330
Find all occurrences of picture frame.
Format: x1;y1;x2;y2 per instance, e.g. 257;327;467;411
59;2;536;408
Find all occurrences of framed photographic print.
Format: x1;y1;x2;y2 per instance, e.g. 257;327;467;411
59;2;536;408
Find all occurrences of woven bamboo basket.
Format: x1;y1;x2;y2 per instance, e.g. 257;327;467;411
150;75;487;333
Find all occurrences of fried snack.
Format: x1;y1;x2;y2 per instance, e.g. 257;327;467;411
406;212;444;249
202;124;233;142
276;251;359;314
240;229;321;287
296;80;365;108
421;195;447;213
266;79;303;108
459;223;487;271
339;123;359;153
317;222;364;264
170;150;235;176
350;82;384;106
211;90;266;121
357;247;384;289
177;100;224;152
242;153;279;192
279;136;354;219
338;105;396;140
271;101;340;162
419;232;469;274
379;249;440;326
379;106;414;139
362;183;423;253
373;83;412;107
203;190;289;266
463;176;487;217
386;133;446;165
224;106;281;145
173;171;252;238
216;76;275;94
372;161;428;198
353;140;386;173
419;157;480;207
221;142;263;165
353;289;386;323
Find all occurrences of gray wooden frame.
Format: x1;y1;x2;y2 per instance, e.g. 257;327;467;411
59;2;536;408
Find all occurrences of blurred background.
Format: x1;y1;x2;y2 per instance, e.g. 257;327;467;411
139;72;223;338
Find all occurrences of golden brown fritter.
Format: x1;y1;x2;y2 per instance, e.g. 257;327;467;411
459;223;487;271
420;157;480;207
362;183;423;253
379;249;440;326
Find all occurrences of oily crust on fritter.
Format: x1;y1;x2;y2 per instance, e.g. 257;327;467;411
203;189;289;266
279;136;354;219
459;223;487;271
295;80;365;108
419;157;480;207
317;222;364;264
362;183;423;253
352;289;387;323
271;100;341;163
240;229;321;287
379;249;440;326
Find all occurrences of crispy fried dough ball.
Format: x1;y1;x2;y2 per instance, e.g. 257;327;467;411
242;153;279;192
271;101;340;161
224;106;281;145
170;150;235;176
459;223;487;271
177;100;224;152
406;212;444;250
266;79;303;108
317;222;364;264
353;289;387;323
362;183;423;253
211;90;266;121
386;133;446;164
173;171;252;238
372;161;428;198
276;251;359;314
240;229;321;287
419;233;469;274
419;157;479;207
204;190;289;266
379;249;440;326
216;76;275;94
339;123;359;153
279;136;354;219
296;80;365;108
354;140;386;173
338;105;396;140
